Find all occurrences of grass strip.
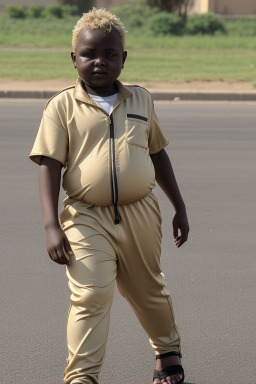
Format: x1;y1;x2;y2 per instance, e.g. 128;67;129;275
1;42;255;83
0;13;255;83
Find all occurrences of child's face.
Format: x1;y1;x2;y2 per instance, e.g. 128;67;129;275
71;28;127;94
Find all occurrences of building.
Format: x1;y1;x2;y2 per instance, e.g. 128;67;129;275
95;0;256;15
0;0;132;13
95;0;131;7
1;0;255;16
191;0;256;16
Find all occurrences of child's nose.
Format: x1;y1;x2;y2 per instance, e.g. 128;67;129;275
94;57;105;66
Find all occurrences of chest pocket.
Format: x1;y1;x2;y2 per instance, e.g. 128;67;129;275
125;114;149;149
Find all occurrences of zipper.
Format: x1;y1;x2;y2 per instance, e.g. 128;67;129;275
109;115;121;224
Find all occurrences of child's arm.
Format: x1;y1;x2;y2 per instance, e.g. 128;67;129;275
39;156;72;265
150;149;189;248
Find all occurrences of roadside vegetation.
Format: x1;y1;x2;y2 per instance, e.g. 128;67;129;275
0;1;255;85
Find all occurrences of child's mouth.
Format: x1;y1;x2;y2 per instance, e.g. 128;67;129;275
93;68;107;75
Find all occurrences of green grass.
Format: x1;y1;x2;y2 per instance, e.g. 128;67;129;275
0;15;255;83
125;45;256;82
0;49;74;79
0;15;75;47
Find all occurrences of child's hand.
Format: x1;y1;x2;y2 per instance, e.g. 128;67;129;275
46;225;73;265
172;209;189;248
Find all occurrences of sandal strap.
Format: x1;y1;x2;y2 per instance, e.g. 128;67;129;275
156;351;182;359
153;369;161;381
160;365;184;381
153;365;184;383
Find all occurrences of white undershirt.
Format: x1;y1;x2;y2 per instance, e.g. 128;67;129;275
88;93;118;115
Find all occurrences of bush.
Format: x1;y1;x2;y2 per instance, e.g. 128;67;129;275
126;14;144;29
110;0;159;30
61;5;79;17
43;5;63;18
186;13;226;35
6;5;26;19
149;13;184;36
225;18;256;37
58;0;93;14
26;5;43;18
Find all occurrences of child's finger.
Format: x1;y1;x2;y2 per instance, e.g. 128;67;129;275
180;225;189;243
174;236;181;247
64;236;73;254
173;223;178;239
176;227;188;247
63;238;73;265
56;247;68;264
61;243;70;265
49;249;62;264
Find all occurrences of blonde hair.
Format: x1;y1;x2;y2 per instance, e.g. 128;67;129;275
72;8;127;52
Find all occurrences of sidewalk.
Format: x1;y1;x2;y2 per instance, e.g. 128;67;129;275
1;78;256;101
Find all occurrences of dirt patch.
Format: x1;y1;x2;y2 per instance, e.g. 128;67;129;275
1;78;256;93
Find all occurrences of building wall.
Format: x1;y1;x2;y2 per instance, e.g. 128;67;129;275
95;0;256;14
1;0;255;15
213;0;256;15
191;0;256;15
0;0;133;13
190;0;202;14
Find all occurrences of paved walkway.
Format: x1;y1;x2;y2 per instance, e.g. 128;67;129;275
1;78;256;100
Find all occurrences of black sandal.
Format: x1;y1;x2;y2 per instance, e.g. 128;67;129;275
153;351;185;384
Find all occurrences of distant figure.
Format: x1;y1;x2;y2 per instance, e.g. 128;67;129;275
29;8;189;384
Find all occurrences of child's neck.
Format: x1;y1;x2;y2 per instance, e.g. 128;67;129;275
82;81;118;97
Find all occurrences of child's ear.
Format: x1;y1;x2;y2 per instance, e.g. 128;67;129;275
122;51;127;69
71;52;76;68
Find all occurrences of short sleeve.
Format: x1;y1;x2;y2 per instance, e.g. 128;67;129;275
29;104;68;167
148;100;169;155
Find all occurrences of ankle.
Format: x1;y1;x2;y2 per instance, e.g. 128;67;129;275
155;355;181;370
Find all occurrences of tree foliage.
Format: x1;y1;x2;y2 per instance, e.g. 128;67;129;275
57;0;93;14
147;0;194;22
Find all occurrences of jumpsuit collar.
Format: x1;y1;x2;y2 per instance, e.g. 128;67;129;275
73;77;132;108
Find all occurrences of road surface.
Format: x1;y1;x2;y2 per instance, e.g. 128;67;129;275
0;100;255;384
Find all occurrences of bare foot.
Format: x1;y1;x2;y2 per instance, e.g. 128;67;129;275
154;354;183;384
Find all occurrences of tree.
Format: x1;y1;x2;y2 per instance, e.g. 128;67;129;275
58;0;93;15
176;0;194;22
147;0;194;22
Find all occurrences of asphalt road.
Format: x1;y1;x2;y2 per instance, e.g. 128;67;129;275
0;100;255;384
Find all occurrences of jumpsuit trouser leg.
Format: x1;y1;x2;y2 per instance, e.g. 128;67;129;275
61;193;181;384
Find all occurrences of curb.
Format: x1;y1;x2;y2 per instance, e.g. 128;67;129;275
1;90;256;101
152;92;256;101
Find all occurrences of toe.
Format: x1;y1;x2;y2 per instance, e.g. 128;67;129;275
165;374;183;384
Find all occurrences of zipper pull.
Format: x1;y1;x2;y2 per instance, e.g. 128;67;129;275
114;203;121;225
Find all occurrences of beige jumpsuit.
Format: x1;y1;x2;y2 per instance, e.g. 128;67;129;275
30;78;181;384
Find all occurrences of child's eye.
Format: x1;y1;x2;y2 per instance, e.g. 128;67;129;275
82;51;93;58
107;53;115;57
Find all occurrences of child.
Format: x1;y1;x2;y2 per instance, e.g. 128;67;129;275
29;8;189;384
